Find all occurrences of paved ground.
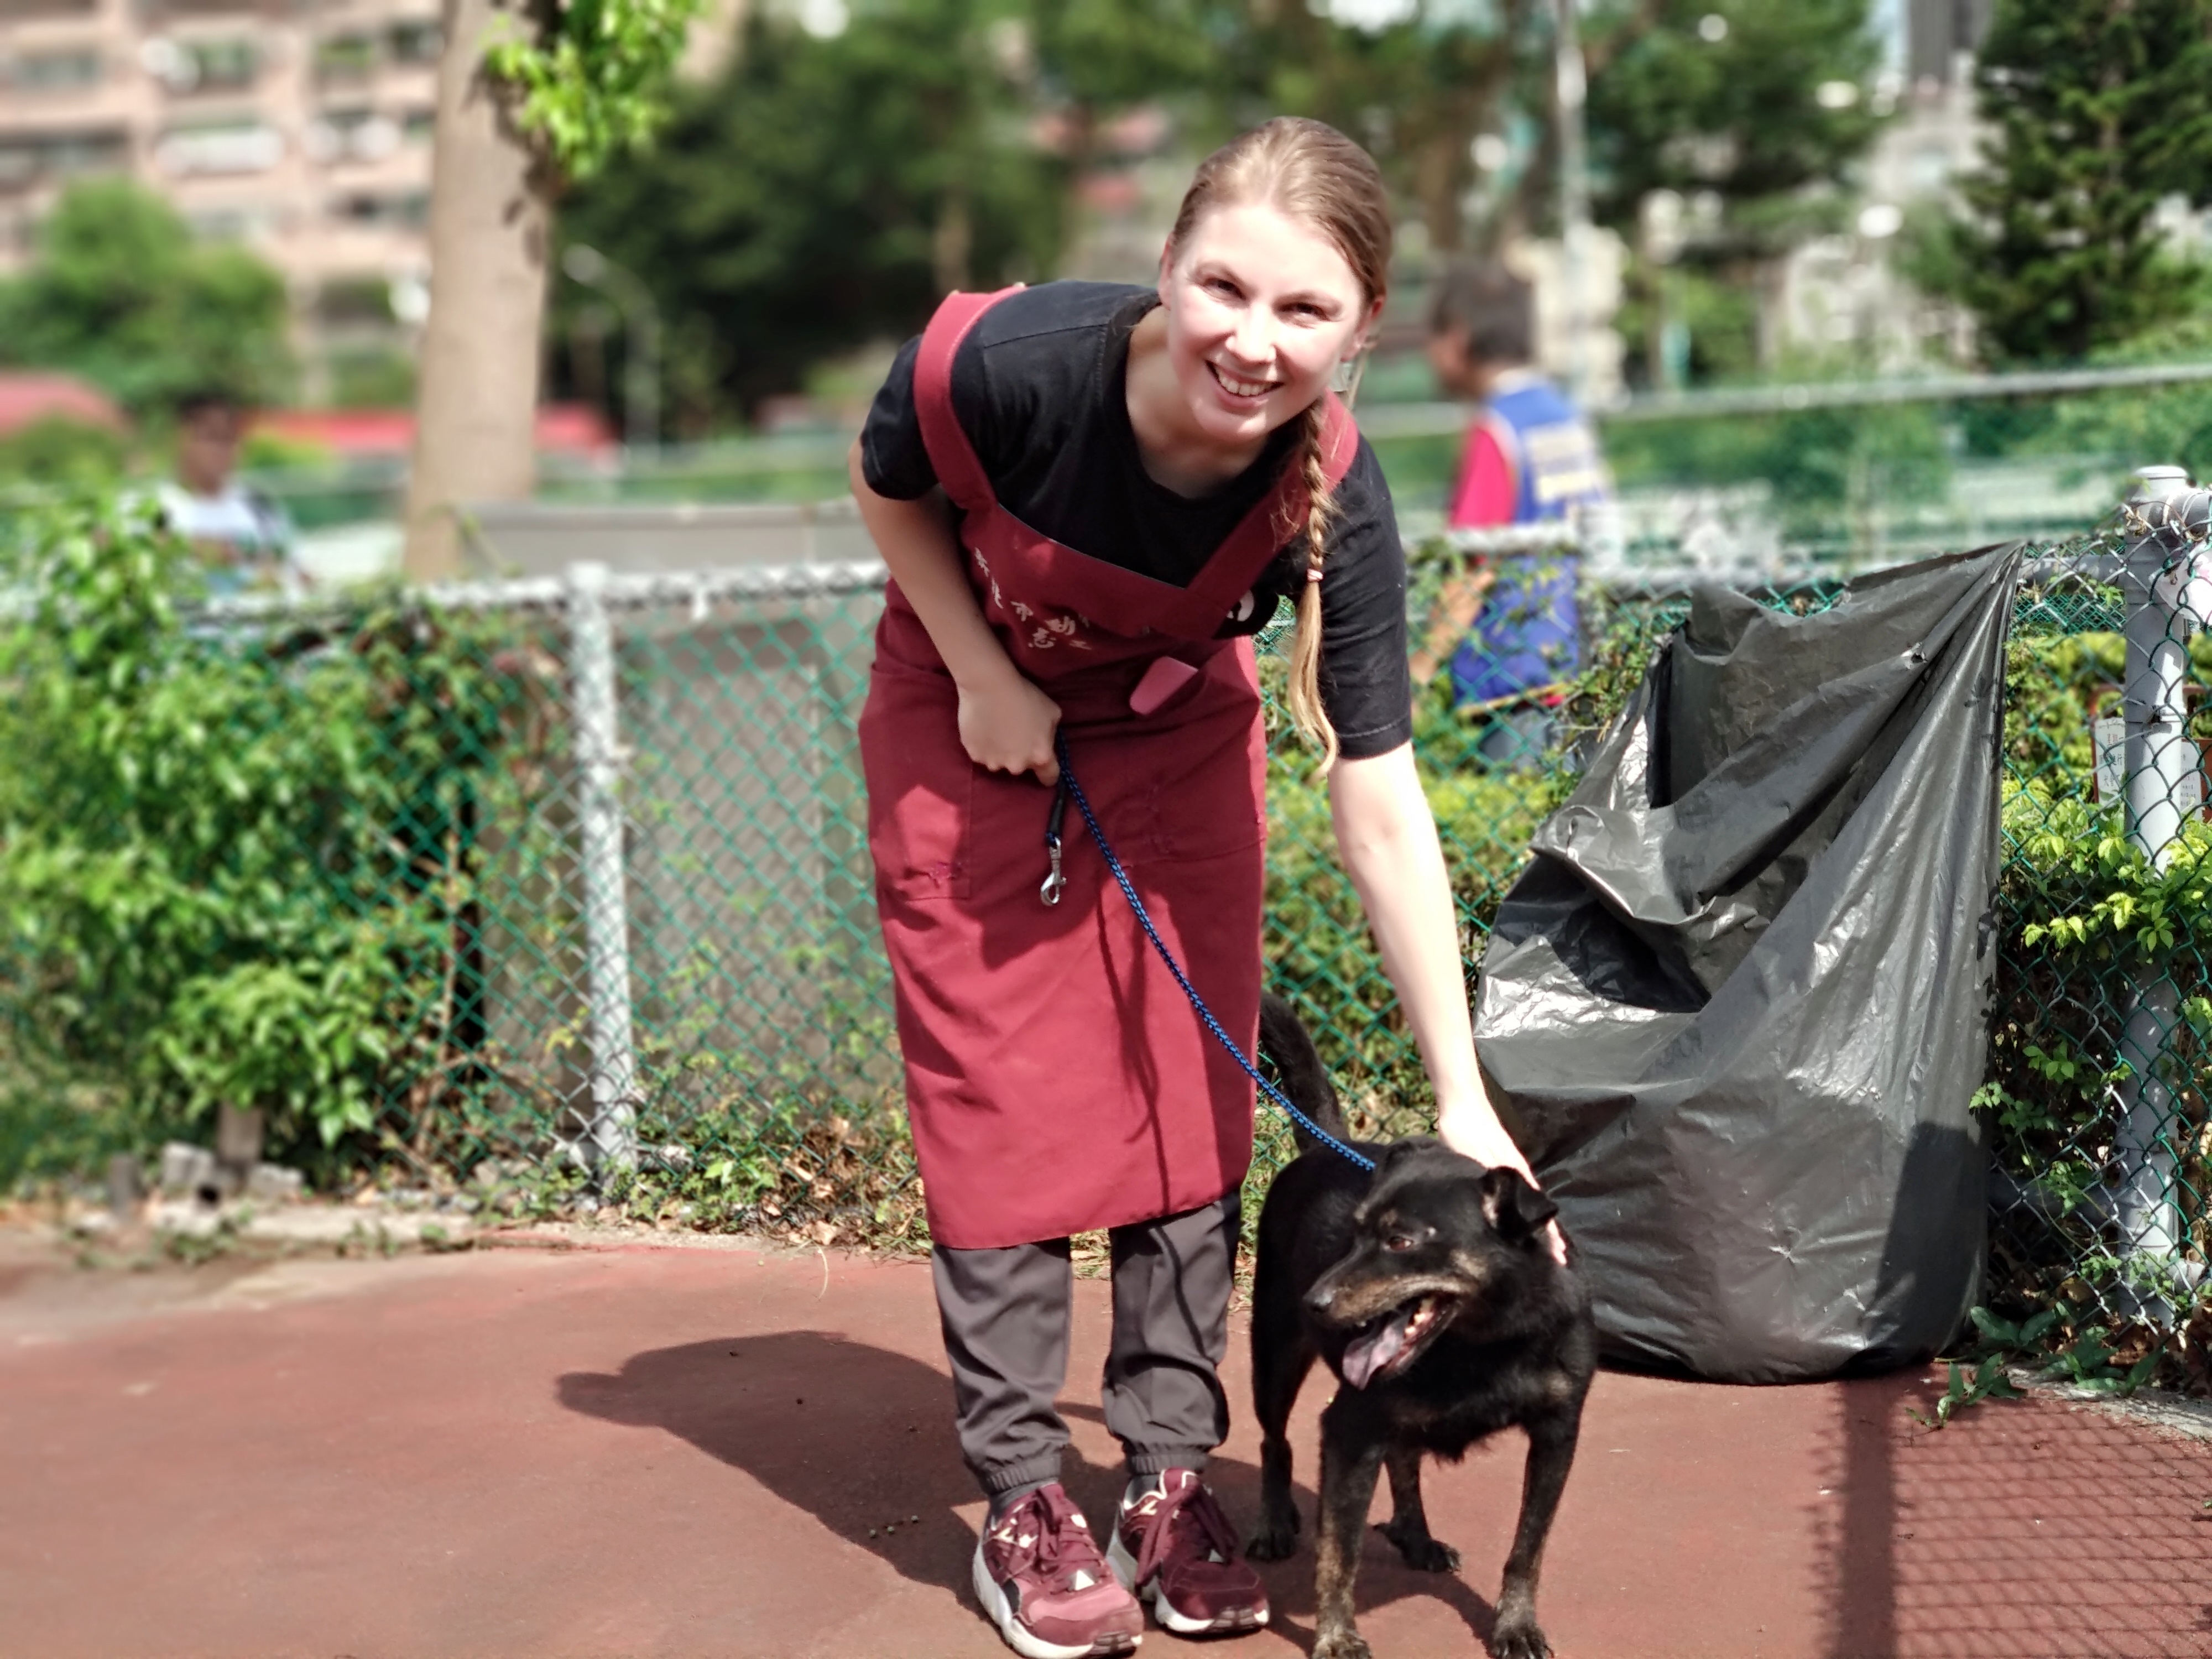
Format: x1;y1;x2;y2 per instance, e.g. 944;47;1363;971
2;1228;2210;1659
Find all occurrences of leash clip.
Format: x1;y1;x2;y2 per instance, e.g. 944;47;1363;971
1040;772;1070;907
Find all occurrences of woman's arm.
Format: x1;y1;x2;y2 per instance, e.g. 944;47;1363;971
1329;741;1566;1257
848;439;1063;785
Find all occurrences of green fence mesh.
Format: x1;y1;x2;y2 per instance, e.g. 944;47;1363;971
3;517;2206;1345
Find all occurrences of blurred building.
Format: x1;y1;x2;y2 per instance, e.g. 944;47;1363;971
0;0;437;399
1771;0;1994;368
1904;0;1993;86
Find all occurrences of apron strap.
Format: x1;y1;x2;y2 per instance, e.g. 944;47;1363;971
913;286;1024;515
917;289;1361;634
1178;391;1362;620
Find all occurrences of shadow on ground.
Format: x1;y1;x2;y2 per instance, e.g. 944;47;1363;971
559;1331;1529;1655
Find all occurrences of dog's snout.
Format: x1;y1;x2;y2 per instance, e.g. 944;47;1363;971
1302;1281;1338;1318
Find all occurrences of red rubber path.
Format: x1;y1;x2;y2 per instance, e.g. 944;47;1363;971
2;1235;2209;1658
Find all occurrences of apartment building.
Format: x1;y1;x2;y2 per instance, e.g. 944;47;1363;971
0;0;439;395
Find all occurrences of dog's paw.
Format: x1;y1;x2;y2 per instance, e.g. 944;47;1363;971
1376;1518;1459;1573
1487;1612;1551;1659
1313;1627;1374;1659
1244;1521;1299;1563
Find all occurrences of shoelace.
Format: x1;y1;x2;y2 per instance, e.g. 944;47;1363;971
1131;1477;1242;1590
994;1488;1108;1592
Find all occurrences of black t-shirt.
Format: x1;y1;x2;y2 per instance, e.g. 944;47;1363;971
860;280;1413;760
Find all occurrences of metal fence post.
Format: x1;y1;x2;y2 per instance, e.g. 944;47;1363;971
566;560;639;1173
2115;466;2198;1279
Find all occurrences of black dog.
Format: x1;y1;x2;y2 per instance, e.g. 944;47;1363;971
1248;995;1596;1659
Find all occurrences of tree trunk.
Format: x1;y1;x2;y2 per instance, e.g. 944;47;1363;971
403;0;550;580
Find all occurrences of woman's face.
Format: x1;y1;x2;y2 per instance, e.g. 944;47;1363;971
1157;200;1379;451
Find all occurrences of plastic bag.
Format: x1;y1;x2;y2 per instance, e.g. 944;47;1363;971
1475;544;2024;1382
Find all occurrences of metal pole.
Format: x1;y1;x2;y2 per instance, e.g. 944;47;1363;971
1552;0;1592;407
566;559;638;1173
2115;466;2196;1273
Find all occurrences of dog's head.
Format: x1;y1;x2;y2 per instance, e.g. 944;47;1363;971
1301;1140;1558;1390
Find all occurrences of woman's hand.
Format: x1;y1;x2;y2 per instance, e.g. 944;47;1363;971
957;665;1063;786
1438;1092;1569;1267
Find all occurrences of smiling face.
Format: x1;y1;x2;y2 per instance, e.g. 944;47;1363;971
1156;199;1380;455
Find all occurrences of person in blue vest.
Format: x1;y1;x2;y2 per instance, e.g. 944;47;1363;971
1409;260;1610;765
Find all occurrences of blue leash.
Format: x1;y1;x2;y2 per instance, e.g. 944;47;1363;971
1048;733;1376;1174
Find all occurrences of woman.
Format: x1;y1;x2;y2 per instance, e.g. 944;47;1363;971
851;117;1554;1659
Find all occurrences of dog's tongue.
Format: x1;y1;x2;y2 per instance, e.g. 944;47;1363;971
1341;1306;1415;1390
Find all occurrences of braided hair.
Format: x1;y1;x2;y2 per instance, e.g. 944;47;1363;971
1165;117;1392;772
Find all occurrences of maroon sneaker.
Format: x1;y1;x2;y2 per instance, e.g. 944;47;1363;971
972;1483;1145;1658
1108;1470;1270;1636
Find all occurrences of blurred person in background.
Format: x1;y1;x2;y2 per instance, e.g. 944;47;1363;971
155;390;302;596
1410;260;1610;766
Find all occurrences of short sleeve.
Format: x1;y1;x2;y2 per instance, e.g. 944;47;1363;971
859;334;937;500
1447;421;1516;528
1317;445;1413;760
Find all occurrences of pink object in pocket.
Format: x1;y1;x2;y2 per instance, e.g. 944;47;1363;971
1129;655;1200;716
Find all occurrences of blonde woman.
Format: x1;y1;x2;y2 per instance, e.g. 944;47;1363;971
851;116;1556;1658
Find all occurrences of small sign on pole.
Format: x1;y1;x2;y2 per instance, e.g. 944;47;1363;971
2094;715;2125;803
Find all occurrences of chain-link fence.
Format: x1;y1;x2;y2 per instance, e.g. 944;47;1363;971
3;502;2208;1365
7;358;2195;573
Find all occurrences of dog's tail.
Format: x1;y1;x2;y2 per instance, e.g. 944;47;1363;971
1258;992;1350;1153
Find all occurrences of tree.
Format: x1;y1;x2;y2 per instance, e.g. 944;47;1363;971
1196;0;1538;255
0;179;291;416
1583;0;1885;378
560;0;1070;424
402;0;700;578
1584;0;1884;240
557;0;1898;420
1950;0;2212;364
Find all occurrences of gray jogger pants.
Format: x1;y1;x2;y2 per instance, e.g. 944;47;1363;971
930;1193;1240;1499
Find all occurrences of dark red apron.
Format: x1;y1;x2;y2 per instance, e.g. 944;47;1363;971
858;286;1359;1249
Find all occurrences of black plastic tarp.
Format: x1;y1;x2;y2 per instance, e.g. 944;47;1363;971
1474;544;2025;1383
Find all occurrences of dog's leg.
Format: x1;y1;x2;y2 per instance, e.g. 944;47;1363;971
1376;1443;1458;1572
1312;1399;1385;1659
1488;1408;1582;1659
1246;1261;1314;1562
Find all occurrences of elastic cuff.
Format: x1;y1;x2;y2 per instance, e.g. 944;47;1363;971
977;1452;1063;1496
1125;1447;1210;1478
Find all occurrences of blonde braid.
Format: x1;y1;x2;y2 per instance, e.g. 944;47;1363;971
1285;400;1341;773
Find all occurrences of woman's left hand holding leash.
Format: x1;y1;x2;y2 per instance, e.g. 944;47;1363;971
957;663;1063;787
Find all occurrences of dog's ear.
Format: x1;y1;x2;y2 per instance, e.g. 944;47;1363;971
1479;1166;1557;1242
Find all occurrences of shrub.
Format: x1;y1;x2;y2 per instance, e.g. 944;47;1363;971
0;497;554;1187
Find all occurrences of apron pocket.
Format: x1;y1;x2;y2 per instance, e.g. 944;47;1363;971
860;658;974;905
869;768;973;903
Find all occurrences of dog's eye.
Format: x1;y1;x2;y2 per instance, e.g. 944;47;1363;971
1383;1234;1417;1254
